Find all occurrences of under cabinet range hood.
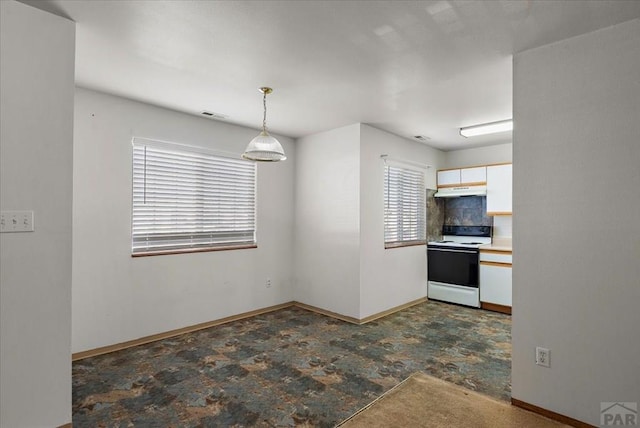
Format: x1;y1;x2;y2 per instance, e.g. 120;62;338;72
434;185;487;198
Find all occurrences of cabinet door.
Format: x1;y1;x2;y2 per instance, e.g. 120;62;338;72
480;263;512;306
437;169;460;187
486;164;512;214
460;166;486;184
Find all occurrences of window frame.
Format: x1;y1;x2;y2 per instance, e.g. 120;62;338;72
131;137;257;257
383;162;427;249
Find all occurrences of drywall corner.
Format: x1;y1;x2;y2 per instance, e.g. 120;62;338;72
293;123;361;319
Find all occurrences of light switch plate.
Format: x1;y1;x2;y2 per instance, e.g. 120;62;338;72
0;210;35;233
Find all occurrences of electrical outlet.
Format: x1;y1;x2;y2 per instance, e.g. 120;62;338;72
266;278;271;288
536;347;550;367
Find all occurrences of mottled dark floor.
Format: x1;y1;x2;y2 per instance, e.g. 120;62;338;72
72;301;511;427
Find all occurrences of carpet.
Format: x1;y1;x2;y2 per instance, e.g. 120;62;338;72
73;302;512;427
337;372;568;428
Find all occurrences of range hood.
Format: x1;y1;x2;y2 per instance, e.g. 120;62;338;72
434;185;487;198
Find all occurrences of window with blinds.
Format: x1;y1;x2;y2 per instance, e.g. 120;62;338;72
131;139;257;255
384;164;426;248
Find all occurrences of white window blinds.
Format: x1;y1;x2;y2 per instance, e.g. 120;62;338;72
384;164;426;246
132;139;256;255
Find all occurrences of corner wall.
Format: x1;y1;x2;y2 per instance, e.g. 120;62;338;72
512;19;640;425
72;88;295;353
293;124;361;318
0;2;75;426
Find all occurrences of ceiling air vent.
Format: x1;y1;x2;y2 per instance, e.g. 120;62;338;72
201;111;228;120
414;135;430;142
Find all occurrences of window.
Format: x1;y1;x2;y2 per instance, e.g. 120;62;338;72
384;164;426;248
131;138;256;256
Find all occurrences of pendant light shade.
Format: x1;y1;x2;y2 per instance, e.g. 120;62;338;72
242;87;286;162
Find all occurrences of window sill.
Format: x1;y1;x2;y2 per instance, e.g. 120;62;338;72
132;244;257;257
385;241;426;249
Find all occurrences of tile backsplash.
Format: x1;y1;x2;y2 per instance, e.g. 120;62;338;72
444;196;492;227
426;193;493;240
426;189;444;241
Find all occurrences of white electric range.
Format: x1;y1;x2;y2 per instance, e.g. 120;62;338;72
427;225;492;307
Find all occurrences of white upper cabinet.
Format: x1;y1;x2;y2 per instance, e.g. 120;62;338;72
437;169;461;187
460;166;486;184
437;166;487;188
486;164;512;215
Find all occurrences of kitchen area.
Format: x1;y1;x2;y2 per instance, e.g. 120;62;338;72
427;163;513;315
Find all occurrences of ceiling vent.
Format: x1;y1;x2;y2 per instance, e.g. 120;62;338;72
201;111;228;120
414;135;430;142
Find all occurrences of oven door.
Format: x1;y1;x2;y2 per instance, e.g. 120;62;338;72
427;246;479;288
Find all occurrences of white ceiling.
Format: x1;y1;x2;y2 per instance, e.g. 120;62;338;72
22;0;640;150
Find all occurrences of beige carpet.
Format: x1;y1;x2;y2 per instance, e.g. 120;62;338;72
337;372;569;428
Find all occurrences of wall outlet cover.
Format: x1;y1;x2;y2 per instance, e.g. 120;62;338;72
536;346;550;368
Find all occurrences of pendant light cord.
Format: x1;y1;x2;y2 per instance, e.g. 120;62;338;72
262;92;268;133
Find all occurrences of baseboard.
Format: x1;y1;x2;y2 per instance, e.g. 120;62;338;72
295;297;428;325
481;302;512;315
72;298;430;361
72;301;295;361
359;297;428;323
293;302;361;324
511;398;595;428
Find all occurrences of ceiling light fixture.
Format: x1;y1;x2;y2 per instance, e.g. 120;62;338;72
460;119;513;138
242;87;286;162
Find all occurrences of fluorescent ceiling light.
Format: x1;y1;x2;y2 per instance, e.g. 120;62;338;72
460;119;513;137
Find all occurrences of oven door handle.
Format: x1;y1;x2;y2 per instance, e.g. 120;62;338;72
427;248;477;254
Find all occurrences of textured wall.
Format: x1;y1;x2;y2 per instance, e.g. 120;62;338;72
512;19;640;425
0;2;75;426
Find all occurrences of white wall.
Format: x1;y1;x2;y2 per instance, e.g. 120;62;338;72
0;2;75;426
491;216;512;239
72;88;295;353
444;142;512;168
294;124;445;319
512;19;640;425
293;124;361;318
359;125;443;318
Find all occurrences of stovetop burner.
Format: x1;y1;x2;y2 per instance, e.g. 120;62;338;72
428;225;492;248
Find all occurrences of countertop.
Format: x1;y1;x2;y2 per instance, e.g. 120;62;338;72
481;238;512;252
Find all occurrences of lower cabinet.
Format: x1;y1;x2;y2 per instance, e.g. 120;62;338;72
480;250;512;314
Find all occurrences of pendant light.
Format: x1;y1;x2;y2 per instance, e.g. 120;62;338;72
242;87;286;162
